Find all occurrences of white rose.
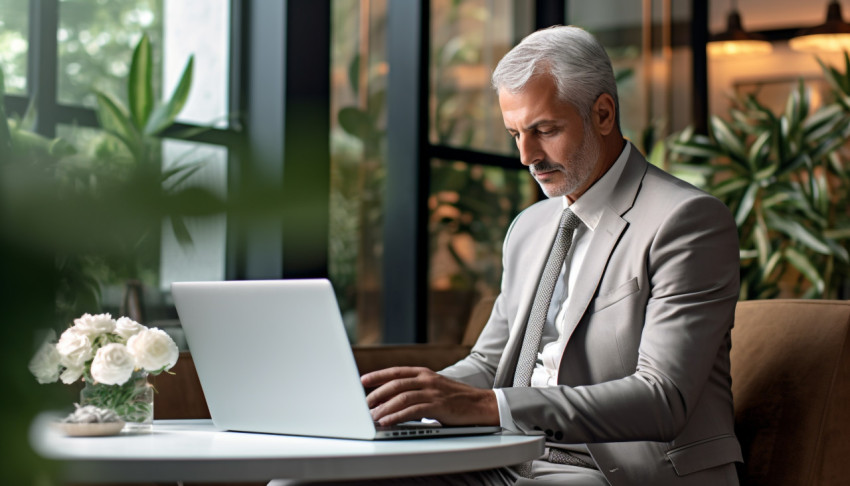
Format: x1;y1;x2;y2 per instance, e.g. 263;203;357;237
127;328;179;372
60;364;84;384
56;328;93;369
73;313;116;336
29;341;61;384
90;343;135;385
115;317;147;341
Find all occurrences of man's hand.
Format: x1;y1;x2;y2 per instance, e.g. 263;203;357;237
361;367;500;427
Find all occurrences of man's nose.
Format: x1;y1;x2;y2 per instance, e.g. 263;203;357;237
517;135;542;166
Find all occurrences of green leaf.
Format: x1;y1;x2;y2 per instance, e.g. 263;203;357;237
802;104;843;139
784;247;824;294
824;228;850;239
712;177;750;197
710;116;746;160
129;34;154;130
824;237;850;263
740;249;759;260
753;220;770;267
0;66;12;159
348;53;360;95
761;249;782;282
170;216;193;247
94;91;139;155
338;106;374;141
767;213;832;255
668;140;723;159
145;55;195;136
163;162;203;190
747;131;771;168
735;183;759;226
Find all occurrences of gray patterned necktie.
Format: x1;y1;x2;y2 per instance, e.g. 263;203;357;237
512;207;581;388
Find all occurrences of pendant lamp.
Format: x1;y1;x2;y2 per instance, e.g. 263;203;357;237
708;1;772;57
789;1;850;53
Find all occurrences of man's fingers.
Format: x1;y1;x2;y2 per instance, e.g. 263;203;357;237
361;366;428;388
374;402;434;427
370;390;436;425
365;376;423;408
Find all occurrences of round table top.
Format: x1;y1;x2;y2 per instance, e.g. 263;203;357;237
31;416;545;483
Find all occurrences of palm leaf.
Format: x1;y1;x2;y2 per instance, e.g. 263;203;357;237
129;34;154;130
94;91;139;156
784;247;825;295
735;183;759;226
145;55;195;136
766;212;832;255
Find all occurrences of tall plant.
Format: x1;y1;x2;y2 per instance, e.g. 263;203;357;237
667;67;850;299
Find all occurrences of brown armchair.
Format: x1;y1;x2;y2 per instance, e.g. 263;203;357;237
731;299;850;485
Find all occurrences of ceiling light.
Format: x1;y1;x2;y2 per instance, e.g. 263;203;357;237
708;2;773;57
790;1;850;53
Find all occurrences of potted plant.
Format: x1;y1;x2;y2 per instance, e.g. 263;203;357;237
666;57;850;299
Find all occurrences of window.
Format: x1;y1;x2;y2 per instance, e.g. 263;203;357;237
5;0;235;329
0;0;28;95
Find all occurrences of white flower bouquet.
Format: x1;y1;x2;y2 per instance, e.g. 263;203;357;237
29;313;179;427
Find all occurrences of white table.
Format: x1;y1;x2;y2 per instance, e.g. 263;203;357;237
30;416;545;483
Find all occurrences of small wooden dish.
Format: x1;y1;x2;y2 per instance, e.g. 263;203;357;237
53;421;125;437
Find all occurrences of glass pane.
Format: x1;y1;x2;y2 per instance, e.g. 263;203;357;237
163;0;230;128
330;0;388;344
0;0;29;94
58;0;164;108
158;139;228;291
430;0;532;155
428;159;536;344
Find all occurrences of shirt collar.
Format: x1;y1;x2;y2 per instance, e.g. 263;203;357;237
562;141;631;231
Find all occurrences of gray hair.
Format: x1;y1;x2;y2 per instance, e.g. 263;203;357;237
492;26;620;127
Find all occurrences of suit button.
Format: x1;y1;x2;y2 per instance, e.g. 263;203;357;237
533;426;542;431
545;429;554;437
554;431;563;440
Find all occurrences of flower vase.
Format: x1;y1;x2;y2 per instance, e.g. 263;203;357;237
80;370;154;432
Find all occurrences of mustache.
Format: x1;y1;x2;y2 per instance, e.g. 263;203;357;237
529;161;564;177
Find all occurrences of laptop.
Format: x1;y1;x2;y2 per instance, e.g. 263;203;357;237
171;279;502;440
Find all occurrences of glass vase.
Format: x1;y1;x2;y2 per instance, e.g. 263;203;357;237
80;370;154;432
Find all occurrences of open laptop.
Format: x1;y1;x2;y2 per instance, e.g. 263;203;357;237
171;279;502;440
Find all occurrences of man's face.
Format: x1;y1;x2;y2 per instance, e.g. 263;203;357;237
499;75;600;200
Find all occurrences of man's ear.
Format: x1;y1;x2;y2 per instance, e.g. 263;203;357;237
593;93;617;136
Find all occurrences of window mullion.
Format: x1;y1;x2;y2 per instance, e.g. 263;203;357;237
27;0;59;138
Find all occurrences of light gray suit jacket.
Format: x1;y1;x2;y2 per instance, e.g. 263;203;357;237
441;145;743;485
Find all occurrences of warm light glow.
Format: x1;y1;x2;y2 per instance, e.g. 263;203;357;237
708;39;774;57
789;33;850;52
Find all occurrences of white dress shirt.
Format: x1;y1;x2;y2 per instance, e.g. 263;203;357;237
495;142;631;430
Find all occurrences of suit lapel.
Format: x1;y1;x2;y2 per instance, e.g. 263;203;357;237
559;145;648;343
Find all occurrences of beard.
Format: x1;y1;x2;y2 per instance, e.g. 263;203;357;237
530;123;601;198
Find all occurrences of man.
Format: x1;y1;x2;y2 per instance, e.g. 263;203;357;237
362;26;741;485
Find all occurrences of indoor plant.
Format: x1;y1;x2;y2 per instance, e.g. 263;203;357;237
666;58;850;300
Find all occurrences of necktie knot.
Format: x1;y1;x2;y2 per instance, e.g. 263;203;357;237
560;208;581;231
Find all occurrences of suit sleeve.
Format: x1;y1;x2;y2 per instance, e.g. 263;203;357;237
500;194;739;443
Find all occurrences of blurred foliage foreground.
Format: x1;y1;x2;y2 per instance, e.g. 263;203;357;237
0;37;290;484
